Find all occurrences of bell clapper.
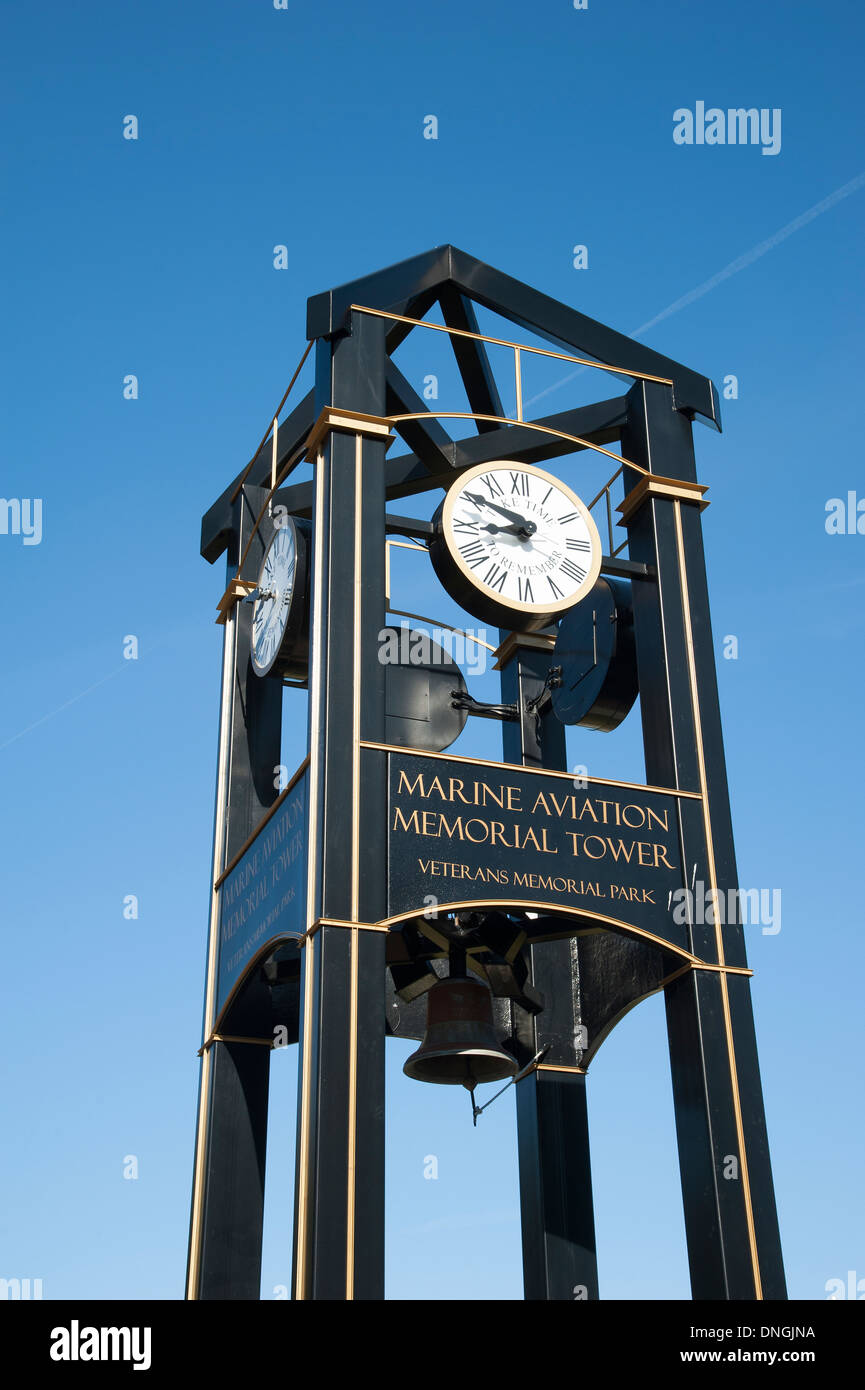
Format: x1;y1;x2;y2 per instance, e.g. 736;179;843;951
469;1044;553;1127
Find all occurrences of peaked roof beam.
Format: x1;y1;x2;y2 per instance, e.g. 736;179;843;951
307;246;452;342
305;245;720;428
445;247;720;427
200;389;315;563
437;286;504;433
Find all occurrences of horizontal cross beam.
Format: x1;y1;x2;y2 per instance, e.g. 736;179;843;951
272;395;628;517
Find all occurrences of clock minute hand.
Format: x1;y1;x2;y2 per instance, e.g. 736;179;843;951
463;491;537;535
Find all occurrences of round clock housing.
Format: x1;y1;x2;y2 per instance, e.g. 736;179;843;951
430;461;602;632
551;576;638;730
250;516;311;680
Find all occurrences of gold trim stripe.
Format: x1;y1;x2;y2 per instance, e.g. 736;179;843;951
673;499;762;1300
294;445;327;1302
295;927;315;1300
187;598;239;1299
345;430;365;1301
358;738;703;800
213;757;311;889
229;339;313;505
350;303;674;386
306;917;391;939
198;1033;275;1055
386;605;498;655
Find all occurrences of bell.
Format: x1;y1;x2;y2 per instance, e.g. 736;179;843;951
403;976;519;1089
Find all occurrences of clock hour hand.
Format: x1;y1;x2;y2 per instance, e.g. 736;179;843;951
463;491;537;536
482;522;532;539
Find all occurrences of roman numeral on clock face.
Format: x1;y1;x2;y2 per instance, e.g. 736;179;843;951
517;577;534;603
459;540;487;568
509;471;529;496
482;562;508;593
453;519;480;534
547;576;564;599
561;559;587;583
480;474;504;498
566;537;591;552
558;511;580;524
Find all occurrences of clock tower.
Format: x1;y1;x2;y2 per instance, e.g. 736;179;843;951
188;245;786;1303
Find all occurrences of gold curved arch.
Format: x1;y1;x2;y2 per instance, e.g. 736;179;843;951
385;411;648;475
377;897;704;966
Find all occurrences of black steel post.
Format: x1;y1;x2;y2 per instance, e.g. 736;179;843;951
499;637;599;1301
291;310;388;1300
620;379;786;1300
187;484;282;1300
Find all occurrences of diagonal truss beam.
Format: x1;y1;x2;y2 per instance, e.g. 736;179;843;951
385;360;453;473
437;286;504;433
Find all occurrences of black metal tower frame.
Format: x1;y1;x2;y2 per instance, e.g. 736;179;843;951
187;246;785;1302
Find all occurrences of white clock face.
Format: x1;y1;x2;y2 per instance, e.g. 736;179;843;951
442;461;602;616
251;523;297;676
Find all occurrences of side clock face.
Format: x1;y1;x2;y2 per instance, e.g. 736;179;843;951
430;461;602;632
251;516;310;680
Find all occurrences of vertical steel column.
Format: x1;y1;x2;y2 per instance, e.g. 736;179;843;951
292;310;389;1300
187;485;282;1300
620;379;786;1300
499;637;599;1301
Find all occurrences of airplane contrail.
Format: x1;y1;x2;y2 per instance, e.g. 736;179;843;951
525;171;865;409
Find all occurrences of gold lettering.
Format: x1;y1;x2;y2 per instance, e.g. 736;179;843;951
606;838;636;864
396;771;425;797
481;783;505;809
464;818;489;844
438;814;465;840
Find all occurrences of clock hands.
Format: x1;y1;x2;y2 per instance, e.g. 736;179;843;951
463;491;537;538
481;522;534;539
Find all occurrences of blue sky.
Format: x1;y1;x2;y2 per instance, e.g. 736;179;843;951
1;0;863;1300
